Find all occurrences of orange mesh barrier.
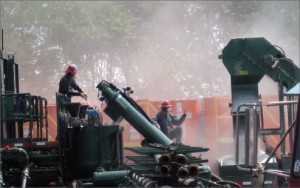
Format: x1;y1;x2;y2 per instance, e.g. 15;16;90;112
44;95;290;175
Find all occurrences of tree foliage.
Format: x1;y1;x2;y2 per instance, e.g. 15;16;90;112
0;1;299;103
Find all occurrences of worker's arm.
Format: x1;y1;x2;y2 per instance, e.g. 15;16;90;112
70;79;87;99
170;112;187;126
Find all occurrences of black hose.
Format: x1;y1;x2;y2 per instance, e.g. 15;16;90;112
210;172;223;182
21;166;30;188
211;172;242;188
1;147;30;188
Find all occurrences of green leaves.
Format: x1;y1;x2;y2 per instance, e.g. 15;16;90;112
0;1;298;102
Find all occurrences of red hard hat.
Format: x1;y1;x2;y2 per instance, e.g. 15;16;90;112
65;64;77;75
160;100;172;108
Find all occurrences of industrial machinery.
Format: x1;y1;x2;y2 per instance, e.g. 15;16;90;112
1;36;300;187
0;48;242;187
288;91;300;187
218;37;300;187
0;49;61;187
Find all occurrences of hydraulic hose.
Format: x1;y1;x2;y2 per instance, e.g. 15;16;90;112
130;172;157;187
1;147;29;188
21;166;30;188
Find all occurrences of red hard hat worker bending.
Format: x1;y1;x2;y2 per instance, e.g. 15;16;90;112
58;64;87;101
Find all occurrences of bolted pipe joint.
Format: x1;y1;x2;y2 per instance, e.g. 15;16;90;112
178;166;189;179
188;163;199;177
159;165;171;175
175;154;188;165
158;154;171;165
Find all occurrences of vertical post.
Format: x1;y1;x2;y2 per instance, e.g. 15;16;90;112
245;107;259;167
1;29;3;50
0;28;3;187
278;79;286;154
288;94;300;187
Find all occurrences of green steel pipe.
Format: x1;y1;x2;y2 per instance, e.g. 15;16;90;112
92;170;129;186
97;81;172;146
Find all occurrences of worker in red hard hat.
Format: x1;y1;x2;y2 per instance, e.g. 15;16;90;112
58;64;87;101
152;100;187;143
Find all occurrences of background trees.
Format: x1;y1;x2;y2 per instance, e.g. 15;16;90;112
0;1;299;103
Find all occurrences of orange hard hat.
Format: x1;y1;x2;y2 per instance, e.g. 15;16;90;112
65;64;77;75
160;100;172;108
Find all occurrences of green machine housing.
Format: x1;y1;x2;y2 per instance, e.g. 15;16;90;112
218;37;300;186
221;37;300;113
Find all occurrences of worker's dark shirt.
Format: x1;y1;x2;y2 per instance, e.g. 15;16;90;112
152;111;186;135
58;73;83;99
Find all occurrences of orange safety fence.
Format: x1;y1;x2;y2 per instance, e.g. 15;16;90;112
45;99;202;147
41;95;291;174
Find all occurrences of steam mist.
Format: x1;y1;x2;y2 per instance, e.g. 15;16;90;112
1;1;298;102
0;1;299;175
119;1;299;101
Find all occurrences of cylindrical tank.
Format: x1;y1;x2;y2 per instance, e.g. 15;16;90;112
93;170;129;186
65;125;122;179
65;126;100;178
97;81;172;146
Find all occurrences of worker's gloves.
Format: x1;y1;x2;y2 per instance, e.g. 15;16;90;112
181;111;187;119
81;92;88;100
